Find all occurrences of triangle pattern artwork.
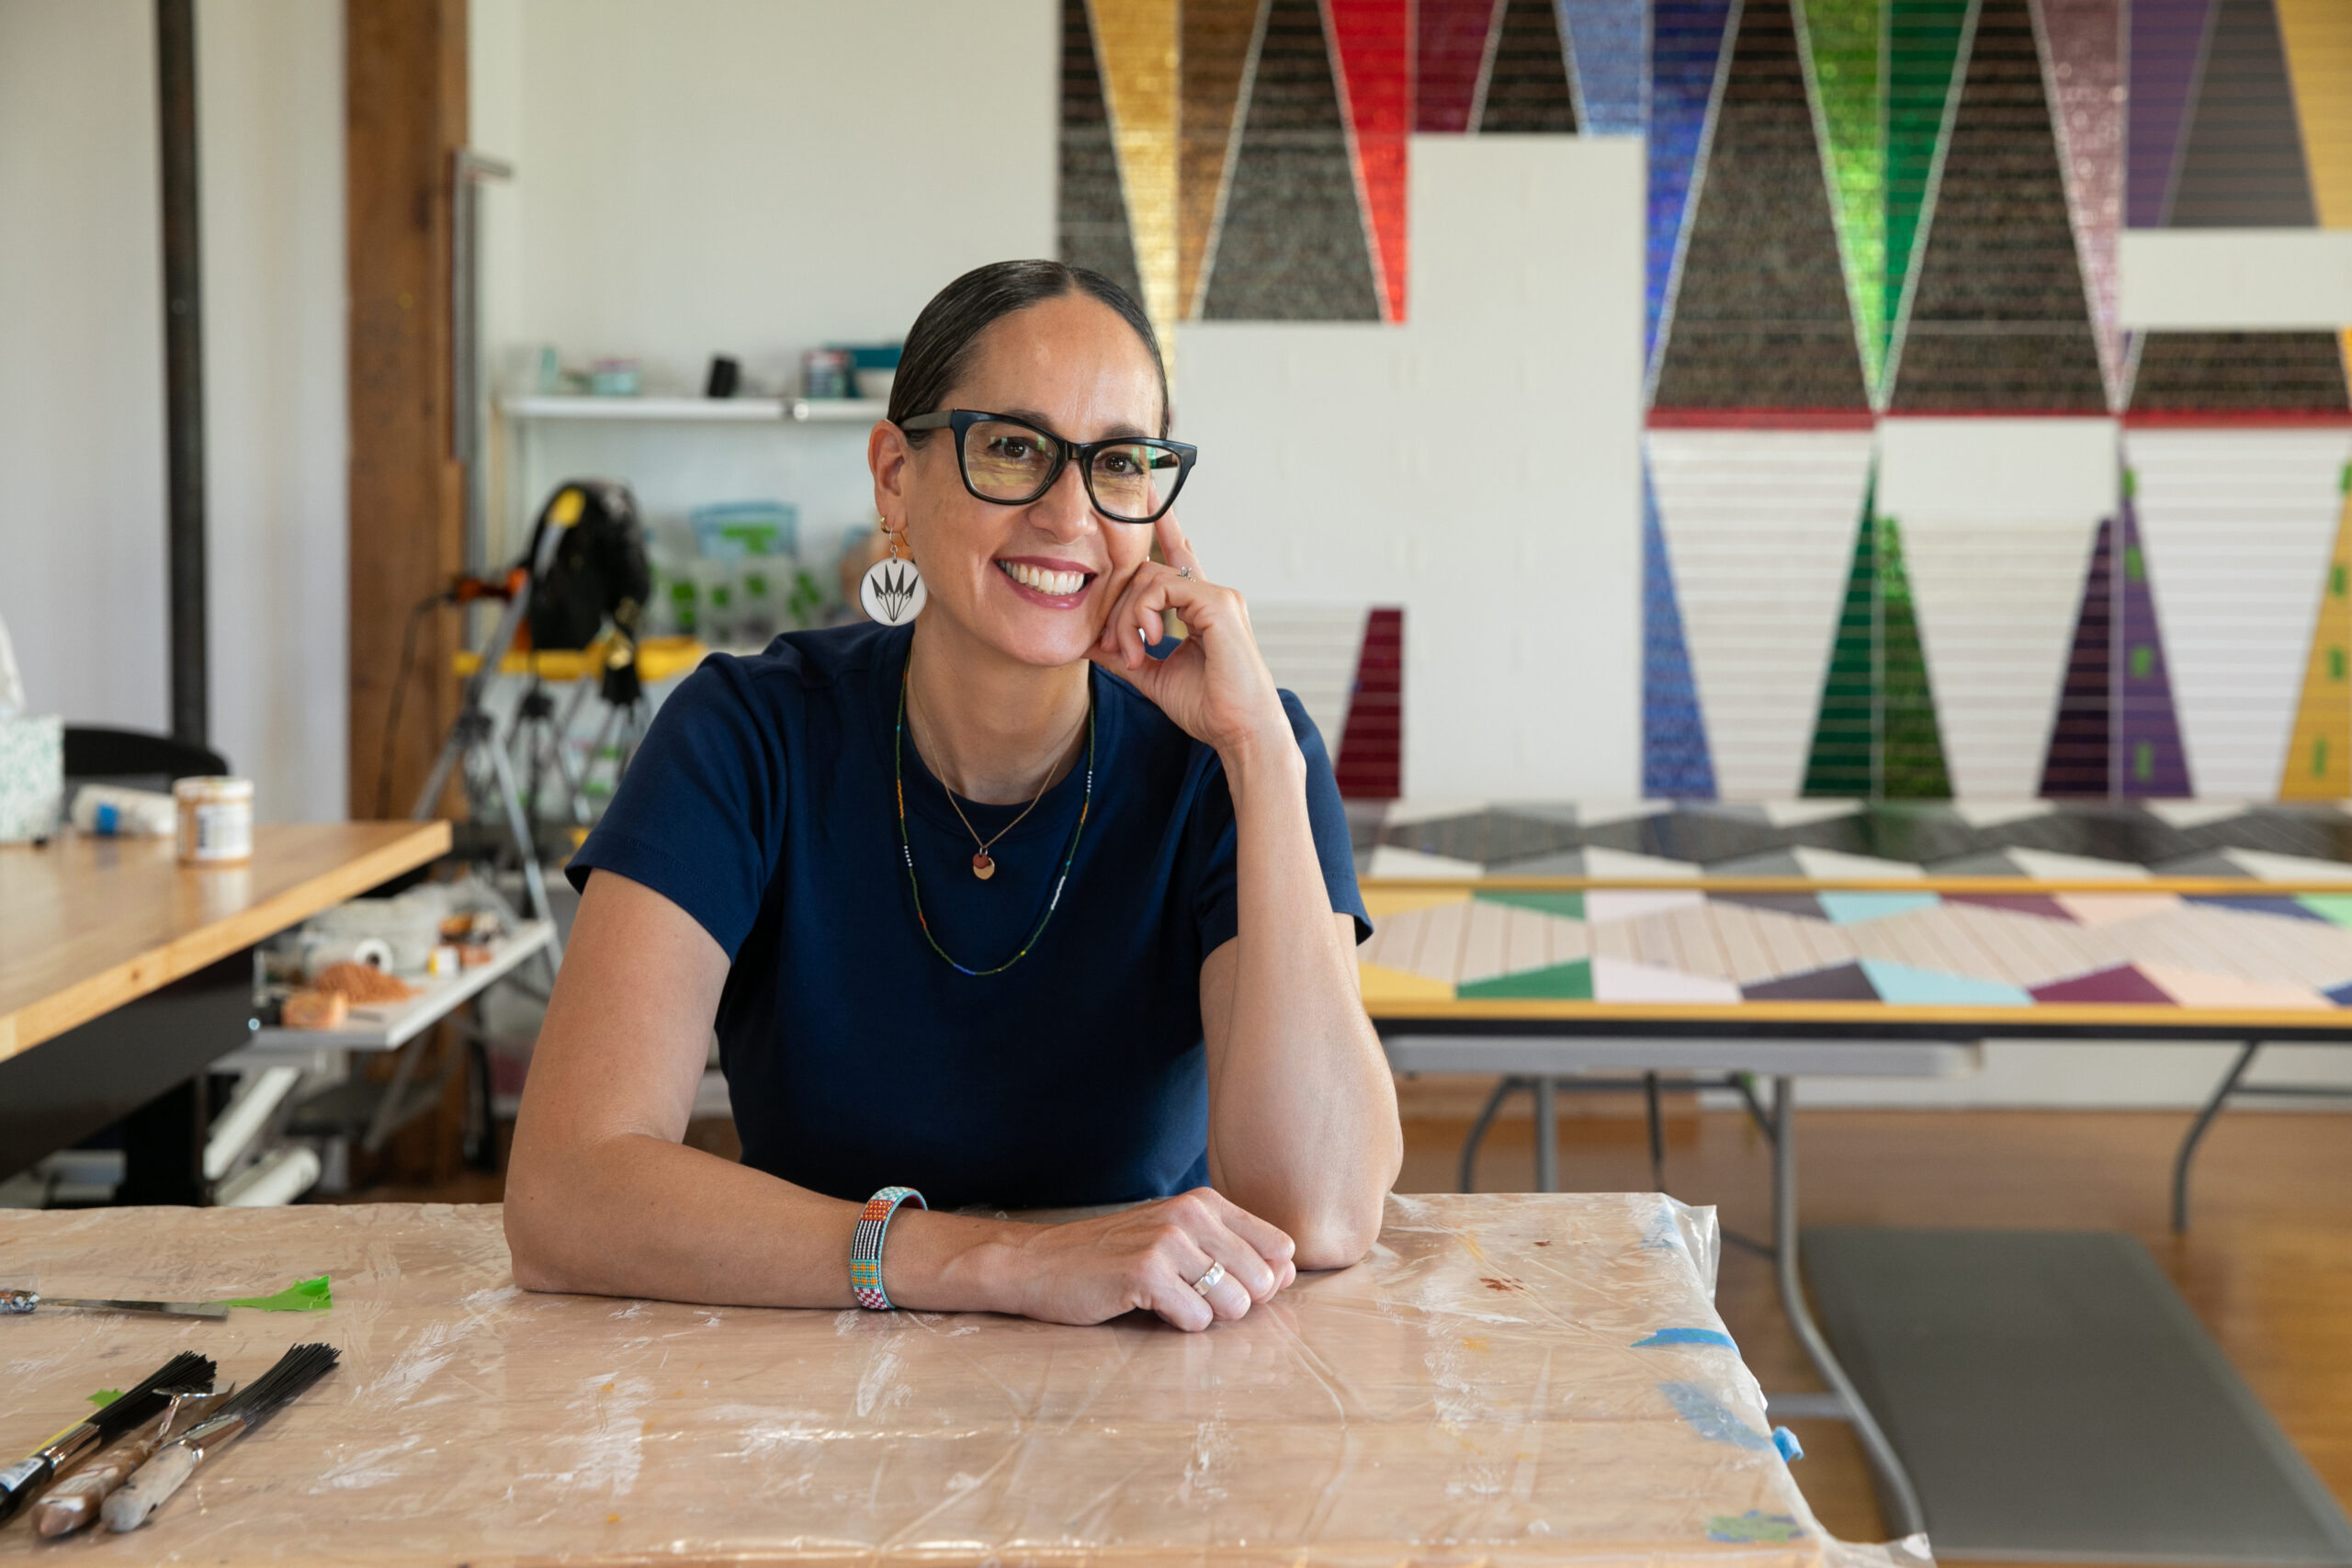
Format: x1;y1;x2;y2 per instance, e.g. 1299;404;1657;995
1329;0;1414;321
1801;468;1955;798
2039;499;2194;796
1058;0;1148;304
1647;0;1739;375
2277;0;2352;378
1560;0;1650;131
1091;0;1182;335
2036;0;2127;408
2125;0;2213;227
1419;0;1497;131
1202;0;1385;321
1883;0;1973;382
1178;0;1261;319
1644;460;1719;797
1480;0;1580;130
1889;0;2108;412
2168;0;2318;227
1653;0;1871;411
1798;0;1888;395
2278;470;2352;799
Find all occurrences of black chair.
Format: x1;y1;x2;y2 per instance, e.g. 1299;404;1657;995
62;726;229;793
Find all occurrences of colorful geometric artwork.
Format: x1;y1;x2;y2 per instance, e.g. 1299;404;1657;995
1354;864;2352;1017
1801;470;1954;797
1652;0;1872;411
1799;0;1889;392
1059;0;1148;304
1883;0;1973;384
2038;0;2127;406
1560;0;1651;132
1178;0;1260;318
1091;0;1182;333
1417;0;1496;132
2040;501;2194;795
1478;0;1579;131
2279;471;2352;798
2125;0;2214;229
1887;0;2107;412
1647;0;1739;373
2166;0;2317;227
2129;332;2352;414
1334;606;1404;798
1329;0;1413;320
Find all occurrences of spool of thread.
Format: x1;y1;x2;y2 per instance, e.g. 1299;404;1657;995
173;776;254;864
304;938;393;981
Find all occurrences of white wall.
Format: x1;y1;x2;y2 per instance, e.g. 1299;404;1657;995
0;0;345;823
1178;137;1645;798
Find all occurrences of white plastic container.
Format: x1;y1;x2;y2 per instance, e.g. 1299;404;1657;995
71;784;176;837
174;775;254;864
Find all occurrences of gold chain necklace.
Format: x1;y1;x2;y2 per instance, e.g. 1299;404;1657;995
909;677;1090;881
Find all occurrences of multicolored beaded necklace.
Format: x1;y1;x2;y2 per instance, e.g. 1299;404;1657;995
893;666;1095;976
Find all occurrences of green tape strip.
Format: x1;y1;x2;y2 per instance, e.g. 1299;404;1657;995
88;1389;121;1407
214;1274;333;1313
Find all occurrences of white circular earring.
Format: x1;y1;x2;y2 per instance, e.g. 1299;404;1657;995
860;523;927;626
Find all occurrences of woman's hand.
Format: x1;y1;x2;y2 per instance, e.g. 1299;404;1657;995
1091;513;1290;761
982;1188;1298;1332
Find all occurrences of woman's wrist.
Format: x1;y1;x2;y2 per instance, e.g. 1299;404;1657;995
878;1209;1029;1315
1216;714;1305;795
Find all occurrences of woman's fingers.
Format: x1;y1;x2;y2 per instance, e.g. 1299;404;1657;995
1199;1190;1299;1280
1154;511;1202;576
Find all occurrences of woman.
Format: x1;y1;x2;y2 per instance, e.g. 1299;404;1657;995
504;261;1400;1332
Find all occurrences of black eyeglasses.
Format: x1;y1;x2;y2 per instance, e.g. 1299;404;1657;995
899;410;1197;525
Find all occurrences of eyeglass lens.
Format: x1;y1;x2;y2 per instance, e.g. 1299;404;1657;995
960;418;1182;522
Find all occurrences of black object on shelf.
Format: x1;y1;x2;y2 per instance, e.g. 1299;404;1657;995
706;355;741;399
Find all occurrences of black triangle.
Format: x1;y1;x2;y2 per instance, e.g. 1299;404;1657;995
1889;0;2106;412
1200;0;1383;321
2130;332;2351;413
2168;0;2316;227
1651;0;1869;411
1480;0;1579;132
1056;0;1146;301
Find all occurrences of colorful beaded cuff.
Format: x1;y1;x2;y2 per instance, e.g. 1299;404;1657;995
850;1185;925;1311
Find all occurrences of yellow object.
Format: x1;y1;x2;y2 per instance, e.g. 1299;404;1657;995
1356;960;1458;1006
2275;0;2352;375
452;635;707;683
1091;0;1180;349
548;486;586;528
2279;477;2352;798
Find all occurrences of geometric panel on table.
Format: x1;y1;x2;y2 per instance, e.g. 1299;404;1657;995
1652;0;1871;411
1201;0;1385;321
1480;0;1580;131
1060;0;1148;304
2167;0;2318;228
1887;0;2108;412
1647;0;1740;374
2279;473;2352;798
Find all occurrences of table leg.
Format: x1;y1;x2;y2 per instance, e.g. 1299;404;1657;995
1533;1077;1557;1193
1770;1075;1926;1538
2172;1040;2258;1234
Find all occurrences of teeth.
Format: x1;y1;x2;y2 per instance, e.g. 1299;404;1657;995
1001;561;1087;596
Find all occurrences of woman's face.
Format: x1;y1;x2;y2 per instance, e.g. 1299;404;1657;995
875;292;1165;670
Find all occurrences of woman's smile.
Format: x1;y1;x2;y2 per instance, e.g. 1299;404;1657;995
995;556;1098;606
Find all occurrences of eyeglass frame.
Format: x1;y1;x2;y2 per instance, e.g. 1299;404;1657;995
897;409;1198;525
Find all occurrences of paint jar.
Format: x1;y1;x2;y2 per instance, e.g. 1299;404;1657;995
174;775;254;865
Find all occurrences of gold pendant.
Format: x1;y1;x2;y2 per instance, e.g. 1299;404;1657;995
972;852;995;880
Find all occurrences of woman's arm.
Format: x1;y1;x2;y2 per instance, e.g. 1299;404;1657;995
1091;521;1402;1271
505;870;1298;1326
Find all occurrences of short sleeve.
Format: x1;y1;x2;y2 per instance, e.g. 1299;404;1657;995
564;657;788;961
1192;690;1371;959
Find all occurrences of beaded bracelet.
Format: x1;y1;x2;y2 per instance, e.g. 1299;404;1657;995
849;1186;925;1311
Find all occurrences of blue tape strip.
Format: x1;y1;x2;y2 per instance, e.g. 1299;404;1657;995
1771;1425;1804;1462
1632;1326;1736;1348
1657;1382;1773;1450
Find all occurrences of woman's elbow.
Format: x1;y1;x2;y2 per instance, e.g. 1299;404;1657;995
502;1154;588;1294
1288;1190;1391;1271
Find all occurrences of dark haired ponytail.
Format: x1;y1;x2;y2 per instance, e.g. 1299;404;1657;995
888;260;1170;438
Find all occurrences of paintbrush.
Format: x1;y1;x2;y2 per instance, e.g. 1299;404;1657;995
30;1384;232;1538
104;1343;339;1533
1;1287;230;1321
0;1349;216;1524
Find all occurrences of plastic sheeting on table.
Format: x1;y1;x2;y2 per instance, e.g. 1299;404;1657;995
0;1195;1928;1566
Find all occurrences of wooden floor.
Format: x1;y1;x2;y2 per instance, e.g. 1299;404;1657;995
352;1097;2352;1556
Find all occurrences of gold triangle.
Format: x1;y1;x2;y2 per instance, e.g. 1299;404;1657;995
1091;0;1182;339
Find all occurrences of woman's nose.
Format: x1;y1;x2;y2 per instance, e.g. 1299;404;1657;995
1030;460;1098;539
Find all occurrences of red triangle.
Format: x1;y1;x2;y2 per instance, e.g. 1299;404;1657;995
1416;0;1495;133
1327;0;1413;321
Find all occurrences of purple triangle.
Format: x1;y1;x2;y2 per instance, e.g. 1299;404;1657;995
2033;964;2177;1005
2127;0;2213;229
1744;963;1878;1001
1648;0;1736;374
2040;502;2193;796
2325;979;2352;1008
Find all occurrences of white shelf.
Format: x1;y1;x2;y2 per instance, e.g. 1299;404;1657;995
500;395;786;422
238;920;558;1055
498;395;888;424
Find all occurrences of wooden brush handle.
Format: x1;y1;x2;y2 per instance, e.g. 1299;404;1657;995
31;1435;157;1537
103;1444;198;1532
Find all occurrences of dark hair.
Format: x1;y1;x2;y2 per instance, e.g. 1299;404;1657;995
888;260;1170;438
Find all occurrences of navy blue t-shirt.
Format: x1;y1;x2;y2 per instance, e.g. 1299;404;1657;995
565;620;1368;1212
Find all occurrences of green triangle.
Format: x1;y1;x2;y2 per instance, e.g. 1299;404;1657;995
1459;958;1594;999
1885;0;1971;378
1803;469;1953;797
1798;0;1887;395
1474;890;1587;920
2296;895;2352;929
215;1274;334;1313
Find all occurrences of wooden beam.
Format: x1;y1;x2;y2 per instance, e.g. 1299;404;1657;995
346;0;467;819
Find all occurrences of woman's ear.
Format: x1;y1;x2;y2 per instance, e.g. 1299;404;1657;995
868;419;911;519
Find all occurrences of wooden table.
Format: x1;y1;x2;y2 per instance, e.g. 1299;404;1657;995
0;823;449;1198
0;1197;1895;1566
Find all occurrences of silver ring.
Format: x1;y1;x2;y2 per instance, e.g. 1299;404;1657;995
1191;1260;1227;1296
1177;566;1194;580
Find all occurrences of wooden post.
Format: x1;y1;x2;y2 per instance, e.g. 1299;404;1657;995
346;0;467;819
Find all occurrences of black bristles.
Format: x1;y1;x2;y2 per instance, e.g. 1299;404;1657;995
213;1343;338;1434
89;1351;216;1442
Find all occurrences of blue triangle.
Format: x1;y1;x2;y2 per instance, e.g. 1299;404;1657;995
1858;959;2032;1008
1644;460;1717;797
1559;0;1646;134
1817;891;1942;926
1647;0;1737;377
